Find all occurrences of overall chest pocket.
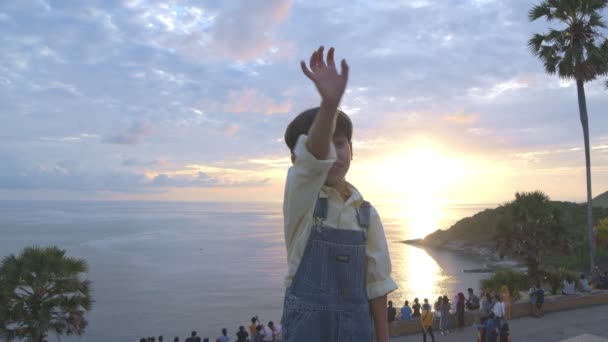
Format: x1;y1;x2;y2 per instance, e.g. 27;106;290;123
300;239;365;294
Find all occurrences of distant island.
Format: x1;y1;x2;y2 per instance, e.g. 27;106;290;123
403;191;608;271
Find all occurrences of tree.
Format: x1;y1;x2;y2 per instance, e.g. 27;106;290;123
0;246;93;342
496;191;569;281
528;0;608;271
597;217;608;248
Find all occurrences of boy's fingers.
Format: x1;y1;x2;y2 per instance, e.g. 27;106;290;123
309;51;317;69
317;46;327;68
301;61;315;80
340;59;349;83
327;47;335;68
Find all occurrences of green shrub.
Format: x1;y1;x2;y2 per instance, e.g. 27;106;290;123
539;267;580;294
479;269;529;300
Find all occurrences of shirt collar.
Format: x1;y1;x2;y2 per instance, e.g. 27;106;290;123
320;181;364;206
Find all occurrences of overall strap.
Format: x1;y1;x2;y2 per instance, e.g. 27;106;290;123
356;200;372;238
313;195;328;225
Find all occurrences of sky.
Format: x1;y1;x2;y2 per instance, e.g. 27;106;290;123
1;0;607;205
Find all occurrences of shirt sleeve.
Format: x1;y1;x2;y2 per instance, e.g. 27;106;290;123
365;206;398;299
283;134;336;248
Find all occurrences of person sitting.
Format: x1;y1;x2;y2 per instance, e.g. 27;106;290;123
466;288;481;311
591;266;601;287
400;300;413;321
599;271;608;289
387;300;397;323
580;274;592;292
562;276;576;295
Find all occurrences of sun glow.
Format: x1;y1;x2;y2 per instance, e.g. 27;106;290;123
354;140;473;237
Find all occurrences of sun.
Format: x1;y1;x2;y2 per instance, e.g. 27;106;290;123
353;140;471;237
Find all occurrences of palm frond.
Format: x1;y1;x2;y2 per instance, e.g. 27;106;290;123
528;33;546;53
588;12;607;29
529;1;553;22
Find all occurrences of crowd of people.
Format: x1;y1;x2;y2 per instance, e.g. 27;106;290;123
137;269;608;342
386;269;608;342
387;286;517;342
138;316;282;342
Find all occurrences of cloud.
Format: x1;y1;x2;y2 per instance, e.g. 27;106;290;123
223;88;292;115
151;171;269;188
223;123;240;137
39;133;99;143
1;0;608;201
442;112;479;125
210;0;293;60
122;158;170;167
104;122;153;145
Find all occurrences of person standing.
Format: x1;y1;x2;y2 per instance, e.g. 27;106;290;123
249;317;259;338
219;329;229;342
529;284;539;317
456;292;465;330
440;295;451;335
536;283;545;317
412;298;422;318
420;305;436;342
492;294;505;329
433;297;442;322
501;285;512;320
236;326;248;342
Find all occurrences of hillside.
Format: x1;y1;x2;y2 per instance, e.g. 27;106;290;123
404;200;608;263
593;191;608;208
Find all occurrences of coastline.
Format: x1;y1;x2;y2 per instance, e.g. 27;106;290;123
400;238;526;273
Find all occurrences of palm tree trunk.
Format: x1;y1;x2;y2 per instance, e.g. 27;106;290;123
576;79;595;271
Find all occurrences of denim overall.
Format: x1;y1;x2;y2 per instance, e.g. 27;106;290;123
282;196;373;342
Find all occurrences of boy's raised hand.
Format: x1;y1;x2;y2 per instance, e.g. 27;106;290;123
301;46;349;108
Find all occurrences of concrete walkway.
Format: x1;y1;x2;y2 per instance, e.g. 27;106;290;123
391;304;608;342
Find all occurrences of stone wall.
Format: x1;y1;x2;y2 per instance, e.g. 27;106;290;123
387;290;608;337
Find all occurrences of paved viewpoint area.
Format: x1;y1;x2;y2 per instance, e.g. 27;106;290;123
391;304;608;342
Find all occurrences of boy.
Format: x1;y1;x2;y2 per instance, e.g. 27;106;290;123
281;46;397;341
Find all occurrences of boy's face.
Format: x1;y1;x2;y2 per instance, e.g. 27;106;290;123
325;134;352;187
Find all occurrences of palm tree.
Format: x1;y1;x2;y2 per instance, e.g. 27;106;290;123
496;191;568;281
528;0;608;270
0;246;93;342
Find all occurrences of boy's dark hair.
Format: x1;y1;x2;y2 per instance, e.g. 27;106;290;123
468;288;473;292
174;337;179;342
388;300;393;306
284;107;353;154
191;331;197;337
222;328;227;335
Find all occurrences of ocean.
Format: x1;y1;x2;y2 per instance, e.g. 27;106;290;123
0;200;495;341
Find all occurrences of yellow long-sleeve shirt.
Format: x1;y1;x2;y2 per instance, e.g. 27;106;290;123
421;311;434;329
